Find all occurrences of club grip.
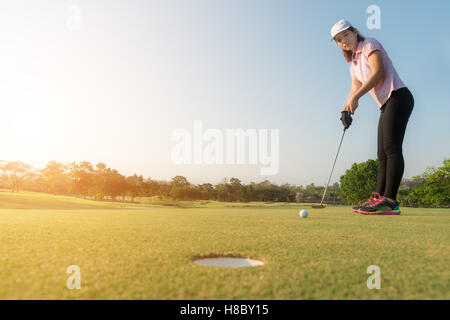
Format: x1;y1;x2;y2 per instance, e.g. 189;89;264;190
340;110;352;130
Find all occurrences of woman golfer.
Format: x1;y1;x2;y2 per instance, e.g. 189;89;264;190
331;19;414;215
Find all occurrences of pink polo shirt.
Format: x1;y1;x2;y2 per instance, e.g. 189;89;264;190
350;37;405;108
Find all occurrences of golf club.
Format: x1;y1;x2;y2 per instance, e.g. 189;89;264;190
312;111;352;209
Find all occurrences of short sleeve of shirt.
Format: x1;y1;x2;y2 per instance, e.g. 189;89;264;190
362;38;383;58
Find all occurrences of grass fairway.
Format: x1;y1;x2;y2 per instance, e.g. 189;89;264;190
0;191;449;299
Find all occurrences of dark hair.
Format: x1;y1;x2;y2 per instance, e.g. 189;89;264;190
341;27;365;63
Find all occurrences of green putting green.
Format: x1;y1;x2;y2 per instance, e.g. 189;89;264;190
0;191;449;299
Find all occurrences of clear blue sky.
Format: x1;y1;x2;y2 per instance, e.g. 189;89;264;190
0;0;449;186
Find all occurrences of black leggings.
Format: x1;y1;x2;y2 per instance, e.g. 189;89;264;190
376;87;414;200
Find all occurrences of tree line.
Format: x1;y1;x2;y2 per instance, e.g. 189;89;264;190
0;159;448;207
0;160;340;203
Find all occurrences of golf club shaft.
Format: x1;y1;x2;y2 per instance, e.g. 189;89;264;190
319;128;346;206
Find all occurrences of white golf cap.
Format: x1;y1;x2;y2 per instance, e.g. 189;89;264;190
330;19;352;42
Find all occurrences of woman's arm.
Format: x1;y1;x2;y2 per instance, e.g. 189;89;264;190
344;50;385;114
348;75;362;100
354;50;385;99
344;76;362;113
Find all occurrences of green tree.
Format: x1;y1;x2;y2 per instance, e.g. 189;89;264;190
126;174;144;202
105;169;127;201
69;161;95;198
406;159;449;207
340;159;379;204
171;176;190;187
93;162;108;200
41;161;70;195
215;181;232;201
304;183;320;202
0;161;34;193
169;186;186;200
229;177;243;201
198;183;215;200
158;182;171;199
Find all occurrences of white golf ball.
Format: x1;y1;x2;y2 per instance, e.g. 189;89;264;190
299;209;308;218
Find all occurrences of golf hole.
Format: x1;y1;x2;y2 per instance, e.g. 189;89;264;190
193;255;265;268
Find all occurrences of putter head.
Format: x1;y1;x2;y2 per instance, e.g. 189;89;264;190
311;204;325;209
